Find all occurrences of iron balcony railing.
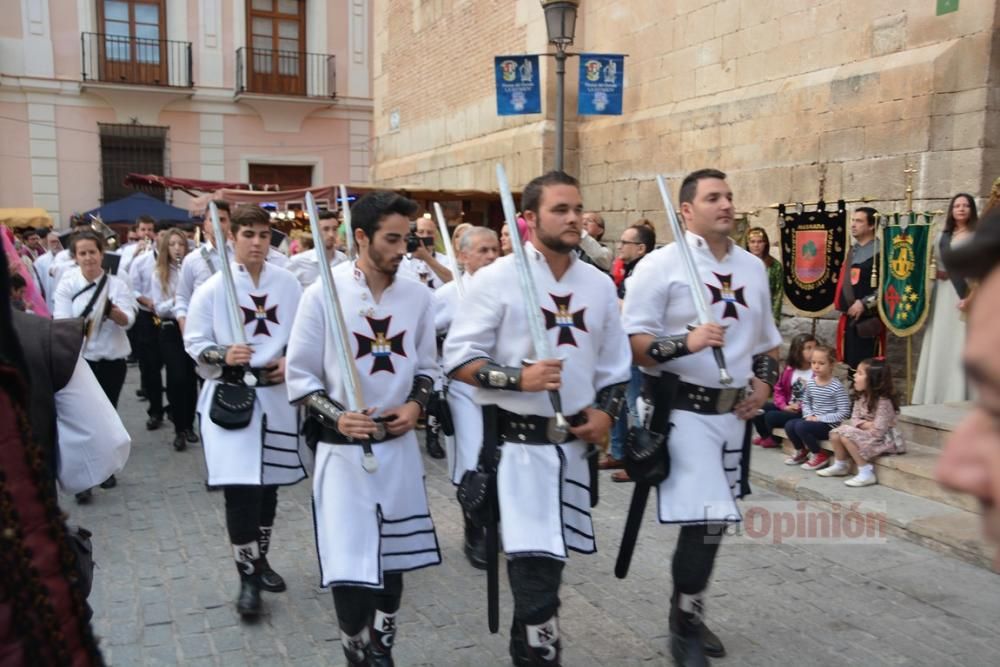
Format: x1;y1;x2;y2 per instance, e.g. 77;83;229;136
235;47;336;99
81;32;193;88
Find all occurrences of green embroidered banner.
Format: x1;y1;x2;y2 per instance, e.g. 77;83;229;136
877;213;933;337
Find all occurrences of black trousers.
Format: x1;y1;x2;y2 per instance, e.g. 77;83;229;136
332;574;404;635
223;485;279;546
842;324;879;372
508;557;565;625
672;524;725;597
87;358;127;408
158;321;197;433
133;310;164;416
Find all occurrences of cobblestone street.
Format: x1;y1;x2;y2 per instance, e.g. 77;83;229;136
68;371;1000;666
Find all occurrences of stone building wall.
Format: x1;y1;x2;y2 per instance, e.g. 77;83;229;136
373;0;998;241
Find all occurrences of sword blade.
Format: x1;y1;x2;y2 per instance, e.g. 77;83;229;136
614;482;651;579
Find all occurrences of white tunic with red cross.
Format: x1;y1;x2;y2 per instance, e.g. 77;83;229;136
622;231;782;524
443;244;631;559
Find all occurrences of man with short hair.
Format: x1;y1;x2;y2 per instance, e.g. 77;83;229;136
129;220;166;430
936;207;1000;569
578;210;613;270
286;190;442;666
397;215;454;288
176;201;232;330
604;223;657;481
834;207;884;376
434;226;501;567
444;171;631;665
34;230;61;309
622;168;781;666
287;209;348;287
119;215;156;274
184;204;305;620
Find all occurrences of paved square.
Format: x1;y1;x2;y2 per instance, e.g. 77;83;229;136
69;372;1000;665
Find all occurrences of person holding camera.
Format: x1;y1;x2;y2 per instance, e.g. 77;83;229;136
398;215;454;288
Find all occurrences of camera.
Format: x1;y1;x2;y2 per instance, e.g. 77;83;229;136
406;230;435;253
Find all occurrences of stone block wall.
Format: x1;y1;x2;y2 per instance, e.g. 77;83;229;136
373;0;998;243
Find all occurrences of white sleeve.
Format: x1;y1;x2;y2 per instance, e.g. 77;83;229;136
53;276;75;319
413;290;441;383
55;354;131;493
285;285;328;402
752;260;783;354
441;266;502;375
593;278;633;390
150;274;174;318
182;279;220;377
621;251;670;337
110;277;138;329
175;256;196;318
579;234;613;271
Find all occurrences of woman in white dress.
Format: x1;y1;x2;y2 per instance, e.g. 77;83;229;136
53;230;137;501
912;193;977;404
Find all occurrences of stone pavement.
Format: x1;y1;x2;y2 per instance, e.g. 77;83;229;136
66;370;1000;666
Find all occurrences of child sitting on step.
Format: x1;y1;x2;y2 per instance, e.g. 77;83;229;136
753;333;816;448
818;357;905;487
783;344;851;471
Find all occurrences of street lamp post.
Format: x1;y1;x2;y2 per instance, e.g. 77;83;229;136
541;0;579;173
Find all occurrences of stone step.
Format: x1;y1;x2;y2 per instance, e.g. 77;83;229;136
897;402;969;450
749;448;994;571
770;429;980;514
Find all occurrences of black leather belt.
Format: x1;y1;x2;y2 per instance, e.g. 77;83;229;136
672;380;746;415
498;409;585;445
316;422;392;445
220;365;282;387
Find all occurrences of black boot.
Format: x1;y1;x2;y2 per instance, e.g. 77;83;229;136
173;433;187;452
510;616;561;666
233;542;262;619
340;627;370;666
701;623;726;658
100;474;117;489
425;416;445;459
257;526;287;593
669;592;710;667
463;514;487;570
367;609;397;667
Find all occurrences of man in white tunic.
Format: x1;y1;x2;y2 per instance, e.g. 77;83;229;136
622;169;781;666
433;226;500;568
287;208;348;287
286;191;441;667
183;205;305;620
443;171;631;666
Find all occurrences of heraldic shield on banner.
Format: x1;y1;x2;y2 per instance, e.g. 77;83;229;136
877;212;932;337
779;200;847;316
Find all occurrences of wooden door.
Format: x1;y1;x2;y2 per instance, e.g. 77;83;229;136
247;0;306;95
98;0;167;85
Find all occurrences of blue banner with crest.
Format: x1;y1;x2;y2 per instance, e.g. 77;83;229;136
494;55;541;115
578;53;624;115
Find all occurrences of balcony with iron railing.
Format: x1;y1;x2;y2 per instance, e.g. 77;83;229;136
81;32;193;88
235;47;336;99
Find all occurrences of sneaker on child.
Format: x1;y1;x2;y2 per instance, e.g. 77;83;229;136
845;465;877;487
784;450;808;466
800;451;830;471
817;460;850;477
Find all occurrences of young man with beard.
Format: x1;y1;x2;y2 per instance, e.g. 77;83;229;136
622;169;781;666
183;205;306;620
443;171;631;666
285;191;441;666
287;208;348;287
433;226;501;568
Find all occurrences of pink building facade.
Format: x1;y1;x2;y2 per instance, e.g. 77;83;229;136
0;0;373;225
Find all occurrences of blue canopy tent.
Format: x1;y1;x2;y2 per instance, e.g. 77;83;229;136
83;192;190;224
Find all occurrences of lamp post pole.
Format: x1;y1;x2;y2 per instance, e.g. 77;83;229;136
554;43;566;172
